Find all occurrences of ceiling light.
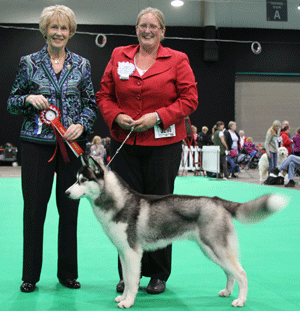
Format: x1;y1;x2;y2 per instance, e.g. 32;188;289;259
171;0;184;7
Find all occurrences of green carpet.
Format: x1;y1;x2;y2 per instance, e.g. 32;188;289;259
0;176;299;311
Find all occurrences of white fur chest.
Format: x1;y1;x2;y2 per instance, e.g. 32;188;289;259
92;205;129;250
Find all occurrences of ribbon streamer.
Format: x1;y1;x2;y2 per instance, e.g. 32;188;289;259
40;105;84;162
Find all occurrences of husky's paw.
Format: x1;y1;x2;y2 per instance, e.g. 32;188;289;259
117;299;134;309
219;289;232;297
115;295;125;303
232;298;246;307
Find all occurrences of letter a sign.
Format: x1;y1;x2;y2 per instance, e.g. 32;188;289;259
267;0;287;22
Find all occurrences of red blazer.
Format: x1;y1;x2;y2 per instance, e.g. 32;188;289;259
96;44;198;146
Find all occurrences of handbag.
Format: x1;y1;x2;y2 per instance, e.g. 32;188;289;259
230;149;238;157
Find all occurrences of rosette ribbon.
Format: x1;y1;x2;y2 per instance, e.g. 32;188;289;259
40;105;84;163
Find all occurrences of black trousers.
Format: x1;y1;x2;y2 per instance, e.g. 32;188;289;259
110;139;182;282
21;141;83;283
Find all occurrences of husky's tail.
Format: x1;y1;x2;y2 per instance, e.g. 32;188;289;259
229;194;289;224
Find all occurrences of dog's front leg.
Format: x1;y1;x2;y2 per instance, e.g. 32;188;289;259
115;248;142;309
115;255;128;304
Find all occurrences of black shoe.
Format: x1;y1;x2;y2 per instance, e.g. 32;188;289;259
20;282;36;293
59;278;81;289
146;279;166;295
231;174;238;178
285;179;296;187
270;167;280;176
116;280;124;293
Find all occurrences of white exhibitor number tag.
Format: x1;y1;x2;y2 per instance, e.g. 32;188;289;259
154;124;176;139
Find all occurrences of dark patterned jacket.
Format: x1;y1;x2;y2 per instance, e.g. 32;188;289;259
7;45;97;144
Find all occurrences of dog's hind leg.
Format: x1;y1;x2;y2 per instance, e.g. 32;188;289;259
223;256;247;307
197;239;247;307
216;253;247;307
115;247;142;309
218;272;235;297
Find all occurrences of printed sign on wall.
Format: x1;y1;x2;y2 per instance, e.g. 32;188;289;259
267;0;287;21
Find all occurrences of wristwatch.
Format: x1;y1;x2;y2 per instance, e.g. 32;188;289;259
155;112;161;124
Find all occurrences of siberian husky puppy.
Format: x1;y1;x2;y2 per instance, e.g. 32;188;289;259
66;156;288;309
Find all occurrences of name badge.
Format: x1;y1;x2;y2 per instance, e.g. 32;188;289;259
154;124;176;139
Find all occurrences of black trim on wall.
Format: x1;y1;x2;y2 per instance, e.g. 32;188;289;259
1;24;299;164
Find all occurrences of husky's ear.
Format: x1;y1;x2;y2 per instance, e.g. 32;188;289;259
88;157;105;178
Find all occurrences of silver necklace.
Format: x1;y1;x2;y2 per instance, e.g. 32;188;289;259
50;54;65;64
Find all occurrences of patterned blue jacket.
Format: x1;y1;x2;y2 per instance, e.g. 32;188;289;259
7;45;98;144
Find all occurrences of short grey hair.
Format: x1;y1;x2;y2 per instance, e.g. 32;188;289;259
282;120;289;127
39;5;77;39
228;121;236;129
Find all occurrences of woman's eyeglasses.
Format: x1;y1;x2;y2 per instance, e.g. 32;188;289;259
137;24;161;31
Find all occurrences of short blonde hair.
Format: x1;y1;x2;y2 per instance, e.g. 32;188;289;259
136;7;165;40
246;137;253;142
39;5;77;39
228;121;236;129
202;126;208;132
92;136;102;144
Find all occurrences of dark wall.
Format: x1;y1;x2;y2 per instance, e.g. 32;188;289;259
220;27;300;73
1;23;300;163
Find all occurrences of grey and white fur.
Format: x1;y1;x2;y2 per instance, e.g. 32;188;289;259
65;156;288;309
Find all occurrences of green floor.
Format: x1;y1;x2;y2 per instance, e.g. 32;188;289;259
1;176;299;311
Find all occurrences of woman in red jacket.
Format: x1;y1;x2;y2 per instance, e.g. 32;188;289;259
96;7;198;295
281;126;293;155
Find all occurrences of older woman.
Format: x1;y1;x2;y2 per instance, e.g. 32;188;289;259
7;5;97;293
90;135;106;164
96;7;198;295
225;121;240;178
239;130;247;149
213;121;229;179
